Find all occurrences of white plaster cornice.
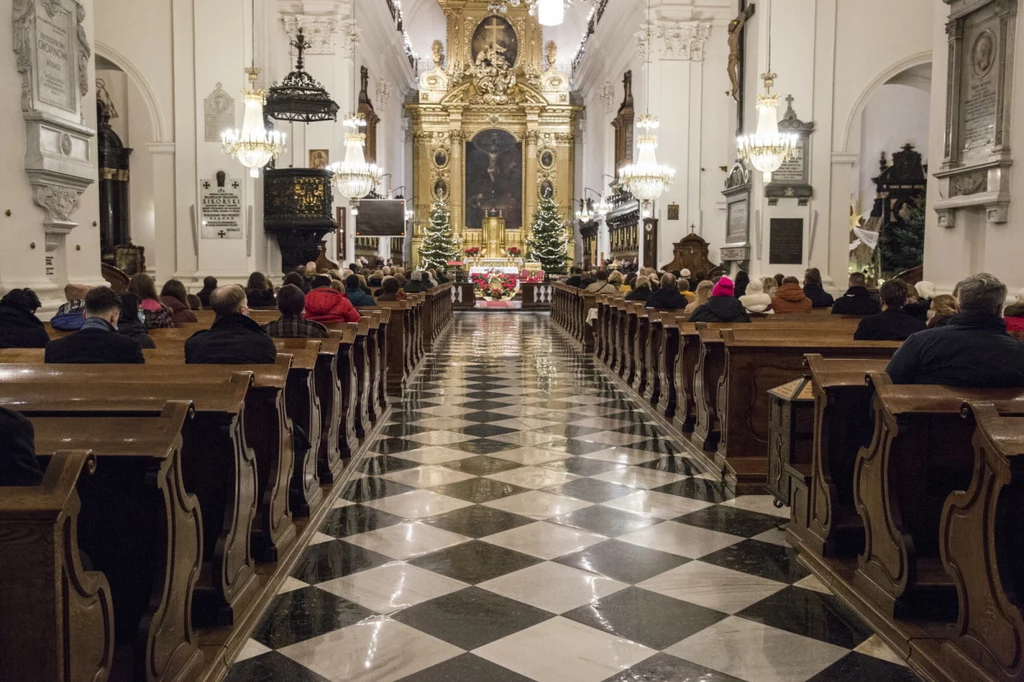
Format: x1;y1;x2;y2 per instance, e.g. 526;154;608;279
280;11;344;54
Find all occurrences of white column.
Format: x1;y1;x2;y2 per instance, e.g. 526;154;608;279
148;143;178;283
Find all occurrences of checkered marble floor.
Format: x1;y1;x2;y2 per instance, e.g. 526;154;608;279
225;313;921;682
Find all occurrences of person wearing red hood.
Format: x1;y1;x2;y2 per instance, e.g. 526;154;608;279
688;276;751;323
771;276;813;314
304;275;361;324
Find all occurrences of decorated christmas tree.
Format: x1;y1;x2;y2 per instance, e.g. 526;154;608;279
525;196;569;275
879;202;925;276
419;199;459;270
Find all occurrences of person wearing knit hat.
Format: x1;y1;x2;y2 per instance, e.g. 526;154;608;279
739;279;774;314
688;276;751;323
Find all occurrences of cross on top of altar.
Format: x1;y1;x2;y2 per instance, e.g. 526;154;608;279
483;17;506;47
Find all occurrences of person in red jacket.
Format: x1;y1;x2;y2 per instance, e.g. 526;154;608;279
304;276;361;324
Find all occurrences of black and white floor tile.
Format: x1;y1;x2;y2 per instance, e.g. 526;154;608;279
226;314;920;682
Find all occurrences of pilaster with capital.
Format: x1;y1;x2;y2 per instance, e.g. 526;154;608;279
523;130;540;241
449;128;466;241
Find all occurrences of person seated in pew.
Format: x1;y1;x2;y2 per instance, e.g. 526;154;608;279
1004;287;1024;335
377;276;406;302
830;272;882;316
45;287;145;364
357;274;374;297
585;270;619;295
927;293;958;328
304;276;361;324
678;279;696;303
117;293;156;349
263;284;329;339
245;271;277;309
683;280;713;317
648;273;690;310
688;276;752;323
739;279;774;315
761;276;779;298
0;288;49;349
129;273;175;329
905;280;935;322
159;279;198;325
345;274;376;307
625;275;652;302
185;285;277;364
50;283;91;332
803;267;835;308
404;270;425;294
196;275;217;308
0;407;43;487
368;271;384;288
578;267;596;290
733;270;750;298
887;273;1024;387
771;276;814;314
854;279;927;341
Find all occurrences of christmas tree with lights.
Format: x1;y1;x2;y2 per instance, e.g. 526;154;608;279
419;199;459;270
525;196;569;275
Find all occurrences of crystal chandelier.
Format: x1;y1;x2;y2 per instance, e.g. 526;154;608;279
487;0;587;26
221;66;287;178
736;0;796;182
620;115;675;203
618;0;675;205
329;113;383;199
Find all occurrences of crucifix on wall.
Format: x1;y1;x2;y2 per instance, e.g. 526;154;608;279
483;17;506;47
726;0;755;134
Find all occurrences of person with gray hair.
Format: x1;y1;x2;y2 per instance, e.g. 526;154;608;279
886;273;1024;387
405;269;424;293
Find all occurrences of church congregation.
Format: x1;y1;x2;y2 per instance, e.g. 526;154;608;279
4;0;1024;681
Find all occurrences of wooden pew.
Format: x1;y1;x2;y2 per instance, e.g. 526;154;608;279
853;373;1024;620
0;372;258;627
939;402;1024;682
798;355;890;557
33;403;203;682
715;329;899;493
0;450;115;682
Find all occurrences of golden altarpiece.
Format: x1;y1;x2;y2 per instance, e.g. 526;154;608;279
406;0;579;267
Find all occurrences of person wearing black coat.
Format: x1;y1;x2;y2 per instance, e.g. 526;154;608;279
0;407;43;486
565;266;582;288
117;293;156;349
803;267;835;308
646;274;689;309
0;288;49;349
196;276;217;308
831;273;881;316
185;285;277;365
45;287;145;364
886;274;1024;387
625;285;651;302
853;280;927;341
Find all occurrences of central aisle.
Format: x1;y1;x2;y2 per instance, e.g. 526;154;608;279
227;313;918;682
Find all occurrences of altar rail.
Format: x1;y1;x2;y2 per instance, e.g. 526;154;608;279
521;282;552;309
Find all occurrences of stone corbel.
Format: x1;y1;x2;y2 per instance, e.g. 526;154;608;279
934;160;1012;228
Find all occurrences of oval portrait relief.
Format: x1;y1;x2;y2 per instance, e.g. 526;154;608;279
539;179;554;200
471;15;519;68
972;30;996;78
539;150;555;169
433;149;449;168
433;178;449;200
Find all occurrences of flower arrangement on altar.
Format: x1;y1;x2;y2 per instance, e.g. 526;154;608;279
506;246;521;258
471;270;519;301
464;247;481;257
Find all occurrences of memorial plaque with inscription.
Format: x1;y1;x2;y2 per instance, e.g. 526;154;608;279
771;142;805;183
960;26;998;162
35;0;76;113
769;218;803;265
727;199;748;244
201;171;243;239
766;96;814;202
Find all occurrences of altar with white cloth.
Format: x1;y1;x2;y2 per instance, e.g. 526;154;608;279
469;265;519;276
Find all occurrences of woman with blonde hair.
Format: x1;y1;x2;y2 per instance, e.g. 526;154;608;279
683;280;713;317
761;276;779;297
928;293;958;328
607;270;625;295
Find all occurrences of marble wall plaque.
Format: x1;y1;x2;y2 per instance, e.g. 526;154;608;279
769;218;803;265
960;23;999;161
771;142;805;183
201;171;243;239
204;83;236;143
727;198;748;244
35;1;76;112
